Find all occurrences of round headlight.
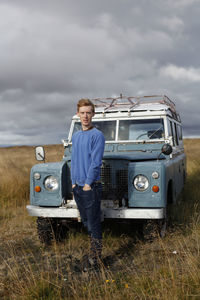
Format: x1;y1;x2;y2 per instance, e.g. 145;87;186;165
34;172;41;180
44;176;59;191
152;171;159;179
133;175;149;191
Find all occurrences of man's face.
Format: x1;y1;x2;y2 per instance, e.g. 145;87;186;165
77;105;95;128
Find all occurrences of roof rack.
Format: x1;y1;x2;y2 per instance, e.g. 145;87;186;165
91;94;177;113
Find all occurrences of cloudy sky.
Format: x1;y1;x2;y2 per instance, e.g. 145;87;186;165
0;0;199;146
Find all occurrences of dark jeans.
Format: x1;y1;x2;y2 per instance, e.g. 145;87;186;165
73;183;102;259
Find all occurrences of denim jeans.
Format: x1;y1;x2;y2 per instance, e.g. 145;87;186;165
73;183;102;259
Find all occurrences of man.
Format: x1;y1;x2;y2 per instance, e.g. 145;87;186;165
71;98;105;271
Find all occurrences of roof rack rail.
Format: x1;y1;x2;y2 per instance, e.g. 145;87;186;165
91;94;177;113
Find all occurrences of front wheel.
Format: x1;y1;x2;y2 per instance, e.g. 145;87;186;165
36;217;69;245
142;217;167;242
142;220;158;242
142;207;171;241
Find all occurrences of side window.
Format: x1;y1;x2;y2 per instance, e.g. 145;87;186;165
178;125;183;141
170;121;175;146
167;119;172;136
174;123;179;146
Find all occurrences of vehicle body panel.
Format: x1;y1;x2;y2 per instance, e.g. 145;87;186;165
30;161;71;206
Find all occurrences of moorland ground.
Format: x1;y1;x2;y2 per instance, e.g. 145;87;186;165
0;139;199;299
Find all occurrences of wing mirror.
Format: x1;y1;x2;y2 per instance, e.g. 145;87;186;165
161;143;173;155
157;143;172;160
62;139;69;148
35;146;45;161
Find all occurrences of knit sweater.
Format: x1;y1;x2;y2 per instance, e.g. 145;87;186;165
71;127;105;186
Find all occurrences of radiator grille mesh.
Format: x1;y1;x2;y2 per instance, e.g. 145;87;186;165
100;161;128;200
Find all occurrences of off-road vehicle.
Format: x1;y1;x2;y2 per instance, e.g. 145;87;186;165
27;95;186;243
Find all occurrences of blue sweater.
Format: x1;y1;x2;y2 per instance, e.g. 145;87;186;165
71;127;105;186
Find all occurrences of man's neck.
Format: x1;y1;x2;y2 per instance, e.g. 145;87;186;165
82;124;93;131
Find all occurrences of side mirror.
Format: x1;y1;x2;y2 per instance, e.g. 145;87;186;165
35;146;45;161
62;139;69;148
161;143;172;155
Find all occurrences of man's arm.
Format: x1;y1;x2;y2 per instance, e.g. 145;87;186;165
84;133;105;189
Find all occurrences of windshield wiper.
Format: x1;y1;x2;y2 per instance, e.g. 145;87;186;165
148;125;163;139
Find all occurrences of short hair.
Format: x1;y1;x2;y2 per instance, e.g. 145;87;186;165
77;98;95;113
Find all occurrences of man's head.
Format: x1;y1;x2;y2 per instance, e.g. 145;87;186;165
77;98;95;130
77;98;95;113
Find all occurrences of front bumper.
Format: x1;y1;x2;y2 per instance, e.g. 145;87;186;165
26;205;164;219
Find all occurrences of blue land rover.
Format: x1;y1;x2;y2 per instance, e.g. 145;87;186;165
27;95;186;243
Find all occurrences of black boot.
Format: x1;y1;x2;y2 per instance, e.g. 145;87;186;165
90;236;102;261
82;237;102;272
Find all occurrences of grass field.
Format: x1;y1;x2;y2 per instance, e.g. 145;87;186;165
0;140;199;299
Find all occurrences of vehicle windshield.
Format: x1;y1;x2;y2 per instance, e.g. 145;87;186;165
118;119;164;140
72;118;164;141
72;121;116;141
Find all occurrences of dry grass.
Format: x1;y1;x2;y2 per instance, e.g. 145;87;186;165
0;140;200;299
0;144;63;208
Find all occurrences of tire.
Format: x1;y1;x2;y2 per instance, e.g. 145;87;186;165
158;212;168;238
142;193;173;242
142;212;168;242
37;217;53;245
37;217;69;245
142;220;159;242
142;219;166;241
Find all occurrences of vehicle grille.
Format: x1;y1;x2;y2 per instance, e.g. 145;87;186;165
100;161;128;200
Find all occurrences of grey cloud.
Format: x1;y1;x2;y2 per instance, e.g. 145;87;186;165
0;0;200;145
